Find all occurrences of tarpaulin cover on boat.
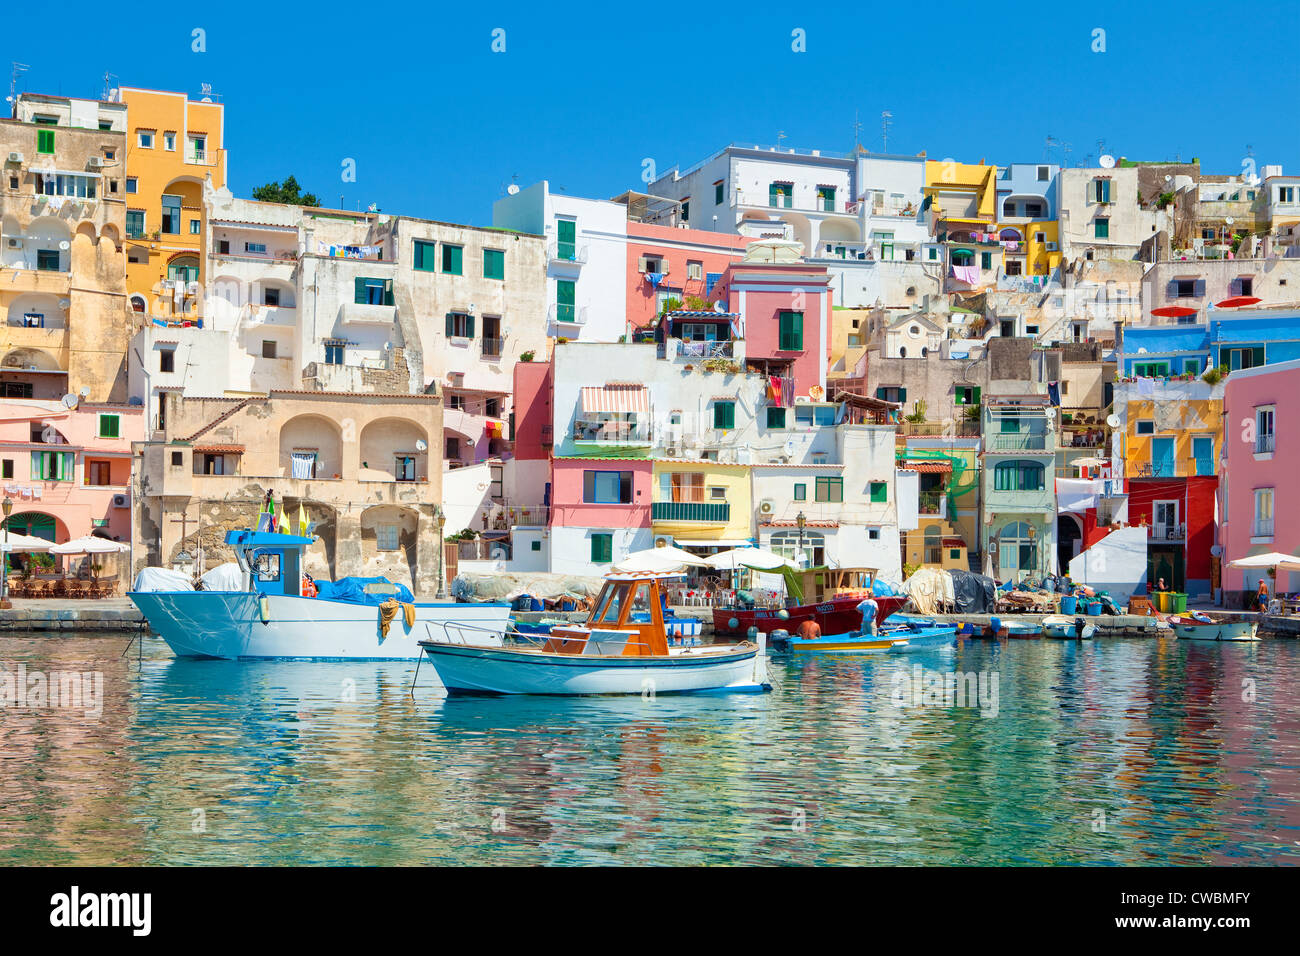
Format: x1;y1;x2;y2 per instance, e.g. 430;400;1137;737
314;576;414;606
949;570;997;613
450;572;606;604
900;568;954;615
200;562;244;591
132;567;195;592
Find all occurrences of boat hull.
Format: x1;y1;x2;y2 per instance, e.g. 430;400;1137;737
418;642;768;695
771;629;902;653
886;625;960;652
1170;617;1259;642
713;594;906;638
129;590;511;660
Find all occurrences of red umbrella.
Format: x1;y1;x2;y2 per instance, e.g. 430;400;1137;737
1151;306;1198;318
1214;296;1261;308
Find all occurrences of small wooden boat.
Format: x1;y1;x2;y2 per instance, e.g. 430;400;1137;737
1169;613;1259;642
886;624;960;653
770;629;904;653
1041;615;1096;640
713;567;905;637
961;618;1042;640
418;570;770;695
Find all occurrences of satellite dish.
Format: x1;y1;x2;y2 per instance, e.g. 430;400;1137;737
1099;154;1116;169
1106;414;1121;428
1137;347;1148;354
1164;175;1173;183
506;184;520;195
61;393;79;409
58;299;70;309
415;439;427;452
79;385;90;398
713;301;726;313
1210;544;1223;557
1225;217;1235;226
59;241;70;250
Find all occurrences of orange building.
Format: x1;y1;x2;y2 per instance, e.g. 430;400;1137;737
118;87;226;321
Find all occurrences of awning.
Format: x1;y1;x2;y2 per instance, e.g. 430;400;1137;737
900;459;952;474
581;385;648;414
194;444;245;454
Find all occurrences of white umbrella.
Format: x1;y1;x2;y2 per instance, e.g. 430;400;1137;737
614;545;709;573
705;547;796;571
1;532;54;552
1228;552;1300;572
49;535;130;556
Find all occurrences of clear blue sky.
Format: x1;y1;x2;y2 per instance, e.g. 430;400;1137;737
7;0;1299;226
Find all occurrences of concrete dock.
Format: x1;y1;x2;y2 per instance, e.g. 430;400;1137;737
0;598;146;632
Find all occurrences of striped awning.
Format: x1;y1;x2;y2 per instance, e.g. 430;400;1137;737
901;459;952;474
581;385;648;414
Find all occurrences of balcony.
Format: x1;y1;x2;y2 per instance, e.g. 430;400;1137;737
917;489;947;516
675;339;734;360
987;432;1049;452
573;417;651;446
482;502;550;529
480;338;504;361
652;500;730;523
1148;523;1187;542
548;303;588;325
548;241;588;266
1256;434;1275;455
186;149;218;168
339;302;396;326
897;421;981;439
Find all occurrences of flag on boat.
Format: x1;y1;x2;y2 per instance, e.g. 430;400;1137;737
298;503;310;536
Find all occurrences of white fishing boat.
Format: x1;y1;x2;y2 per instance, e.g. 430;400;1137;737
1168;613;1259;642
1041;615;1096;640
130;530;510;660
417;570;770;695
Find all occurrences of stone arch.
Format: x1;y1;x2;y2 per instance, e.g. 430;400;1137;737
278;414;344;480
75;221;96;243
2;346;62;370
359;417;428;481
255;276;296;309
359;504;419;589
99;223;120;249
27;216;72;271
7;292;67;330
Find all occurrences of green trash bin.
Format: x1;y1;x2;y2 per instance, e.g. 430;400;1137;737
1170;592;1187;613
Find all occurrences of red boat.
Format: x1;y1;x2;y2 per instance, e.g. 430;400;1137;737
712;567;906;637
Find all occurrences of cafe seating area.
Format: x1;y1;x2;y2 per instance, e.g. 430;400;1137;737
6;574;120;599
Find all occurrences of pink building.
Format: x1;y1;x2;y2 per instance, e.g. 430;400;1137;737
548;456;652;575
625;223;750;330
710;261;832;397
0;398;144;547
1220;358;1298;603
511;360;553;462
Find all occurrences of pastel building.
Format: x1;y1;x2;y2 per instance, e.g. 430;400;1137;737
996;162;1061;278
1056;166;1166;263
1219;358;1298;604
924;159;1001;291
981;396;1058;581
622;219;750;329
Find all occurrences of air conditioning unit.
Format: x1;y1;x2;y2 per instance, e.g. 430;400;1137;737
6;152;22;164
794;396;811;404
665;445;680;458
759;499;775;515
111;494;130;509
86;156;104;169
6;238;21;249
1046;242;1059;251
654;535;674;549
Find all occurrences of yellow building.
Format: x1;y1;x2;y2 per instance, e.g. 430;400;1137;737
1121;390;1221;481
119;87;226;320
923;160;1002;279
650;461;752;551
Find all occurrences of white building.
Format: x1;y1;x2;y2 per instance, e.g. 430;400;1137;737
1056;167;1168;262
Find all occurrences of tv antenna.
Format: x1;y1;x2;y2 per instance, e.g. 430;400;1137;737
852;110;863;154
101;71;118;101
9;62;29;106
776;130;787;149
881;110;893;152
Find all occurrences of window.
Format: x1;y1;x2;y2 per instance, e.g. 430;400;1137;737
815;477;844;503
981;252;993;270
189;219;200;235
778;310;803;350
36;249;60;271
162;131;175;151
445;312;474;338
769;182;792;208
413;240;437;271
37;129;54;154
1254;489;1274;537
955;385;981;405
816;186;835;211
126;210;145;238
355;277;392;305
583;470;633;504
590;533;613;564
1092;178;1111;203
681;200;689;222
445;436;460;460
125;176;137;194
483;248;505;280
556;279;576;323
442;243;463;275
997;521;1037;572
159;349;175;373
87;460;112;486
869;481;887;503
1133;362;1169;378
1238;277;1254;297
395;456;417;482
795;406;836;427
1256;406;1275;454
766;407;786;429
531;540;541;552
324;340;345;365
485;397;500;418
1279;186;1295;204
705;272;722;296
189;135;206;162
1174;279;1199;298
161;194;181;234
715;181;724;205
170;451;183;467
687;260;703;281
875;386;905;404
993;460;1045;491
376;524;401;551
96;414;120;438
31;450;74;481
1037;166;1050;181
1;459;11;479
793;483;806;501
1136;420;1155;435
713;401;735;430
1224;346;1265;371
137;130;153;148
1094;218;1109;239
869;528;881;540
262;340;277;359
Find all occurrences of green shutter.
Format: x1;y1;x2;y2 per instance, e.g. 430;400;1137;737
769;184;780;206
465;314;475;338
793;483;806;501
898;387;907;405
484;249;504;280
779;311;803;350
557;220;576;260
442;244;462;274
557;279;575;322
973;387;981;405
591;533;612;564
383;279;394;305
871;481;887;503
37;129;54;154
354;277;366;304
714;402;734;429
445;313;454;337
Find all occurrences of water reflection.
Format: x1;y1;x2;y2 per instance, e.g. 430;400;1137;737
0;633;1297;865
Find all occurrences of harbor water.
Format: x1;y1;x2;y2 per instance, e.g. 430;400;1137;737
2;632;1298;865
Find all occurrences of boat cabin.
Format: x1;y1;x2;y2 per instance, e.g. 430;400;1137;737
797;567;879;604
224;530;314;597
544;570;677;657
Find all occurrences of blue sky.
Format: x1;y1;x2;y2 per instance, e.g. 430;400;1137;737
6;0;1299;226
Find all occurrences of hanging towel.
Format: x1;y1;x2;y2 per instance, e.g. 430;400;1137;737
1047;381;1061;406
291;453;315;479
952;265;979;284
782;376;795;408
378;599;415;637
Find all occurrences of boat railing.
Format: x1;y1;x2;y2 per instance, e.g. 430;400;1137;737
422;620;511;646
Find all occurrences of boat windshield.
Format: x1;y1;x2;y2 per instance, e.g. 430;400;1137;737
598;583;632;623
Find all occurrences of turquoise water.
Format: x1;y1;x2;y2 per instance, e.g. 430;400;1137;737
2;632;1299;865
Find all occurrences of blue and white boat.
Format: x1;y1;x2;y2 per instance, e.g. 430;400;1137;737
885;624;960;653
130;530;510;660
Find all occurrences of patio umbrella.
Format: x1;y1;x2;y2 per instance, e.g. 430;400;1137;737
704;547;796;571
1227;552;1300;573
614;545;709;573
1214;296;1262;308
49;536;129;556
0;532;55;552
1150;306;1198;318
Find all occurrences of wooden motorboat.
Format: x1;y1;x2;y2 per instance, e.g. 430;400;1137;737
1041;615;1096;640
713;566;905;637
1168;613;1259;642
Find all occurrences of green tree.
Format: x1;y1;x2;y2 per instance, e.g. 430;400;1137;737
251;175;320;207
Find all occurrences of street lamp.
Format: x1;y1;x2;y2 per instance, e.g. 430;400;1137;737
1;495;12;610
1027;524;1038;576
436;511;447;599
796;510;807;568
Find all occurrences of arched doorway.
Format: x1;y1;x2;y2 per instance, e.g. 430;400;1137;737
1057;514;1082;575
997;521;1036;576
8;512;58;540
769;529;825;568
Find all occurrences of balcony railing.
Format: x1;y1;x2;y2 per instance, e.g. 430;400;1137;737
1253;518;1274;537
676;339;733;359
573;418;651;445
548;241;588;265
1148;523;1187;541
482;503;550;529
480;338;504;360
917;490;946;515
896;421;981;438
1256;433;1275;454
987;432;1049;451
548;303;588;325
651;501;730;523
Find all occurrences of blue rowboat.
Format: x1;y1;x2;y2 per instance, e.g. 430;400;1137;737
770;628;905;653
886;624;960;653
